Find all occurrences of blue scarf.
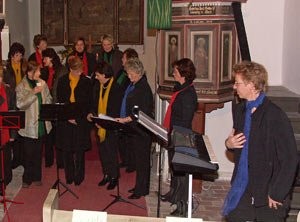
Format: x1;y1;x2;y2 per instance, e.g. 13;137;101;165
120;83;135;118
223;92;266;216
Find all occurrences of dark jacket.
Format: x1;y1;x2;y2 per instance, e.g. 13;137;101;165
91;79;122;118
232;97;298;206
96;49;123;78
55;74;92;151
126;75;153;120
3;60;26;91
170;82;198;130
40;65;67;103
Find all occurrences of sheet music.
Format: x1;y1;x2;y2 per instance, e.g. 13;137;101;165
203;135;218;164
97;114;116;122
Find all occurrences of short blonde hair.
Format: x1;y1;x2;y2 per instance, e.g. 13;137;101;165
68;56;83;70
101;34;114;44
233;60;268;92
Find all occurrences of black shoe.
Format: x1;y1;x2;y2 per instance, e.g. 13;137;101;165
107;178;118;190
66;179;73;184
170;201;187;217
98;175;111;186
160;191;171;202
128;188;135;193
128;193;142;199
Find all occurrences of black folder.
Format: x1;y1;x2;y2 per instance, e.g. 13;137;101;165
91;116;135;133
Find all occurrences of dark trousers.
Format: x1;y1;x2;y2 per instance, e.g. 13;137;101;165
119;133;135;170
97;131;119;178
11;135;24;168
0;142;12;186
226;190;289;222
45;127;64;168
63;150;85;185
22;137;43;184
131;132;151;196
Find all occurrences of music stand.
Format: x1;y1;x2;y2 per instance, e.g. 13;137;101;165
0;111;25;221
91;116;145;211
40;103;81;199
132;108;169;217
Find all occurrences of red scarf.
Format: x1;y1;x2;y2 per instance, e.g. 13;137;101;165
82;53;88;76
47;67;55;89
0;84;9;145
163;83;193;131
35;49;43;67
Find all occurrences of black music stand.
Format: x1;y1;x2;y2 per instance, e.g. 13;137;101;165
40;103;80;199
132;108;169;217
0;111;25;221
91;116;145;211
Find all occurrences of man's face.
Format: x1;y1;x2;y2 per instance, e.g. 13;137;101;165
75;40;85;53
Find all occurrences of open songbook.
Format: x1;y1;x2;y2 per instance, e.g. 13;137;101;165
91;115;135;133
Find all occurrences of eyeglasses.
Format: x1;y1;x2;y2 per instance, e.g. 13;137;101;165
234;82;244;86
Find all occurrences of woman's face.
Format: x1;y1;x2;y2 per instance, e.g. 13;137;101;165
28;68;41;80
70;68;82;76
95;72;106;84
38;40;47;51
127;70;141;84
102;39;113;53
173;67;185;84
75;40;85;53
11;52;23;63
43;57;52;67
122;53;127;66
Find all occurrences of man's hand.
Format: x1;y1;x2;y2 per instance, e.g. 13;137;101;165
225;128;246;149
268;196;282;209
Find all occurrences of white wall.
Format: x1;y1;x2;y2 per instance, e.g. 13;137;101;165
282;0;300;94
242;0;284;86
5;0;30;57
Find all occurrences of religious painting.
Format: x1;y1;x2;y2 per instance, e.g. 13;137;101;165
160;26;184;84
118;0;143;44
41;0;65;45
41;1;144;45
190;31;212;82
67;0;116;44
221;31;232;82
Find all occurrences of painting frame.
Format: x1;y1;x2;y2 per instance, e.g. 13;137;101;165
160;25;184;85
187;24;218;84
41;0;65;45
220;31;232;82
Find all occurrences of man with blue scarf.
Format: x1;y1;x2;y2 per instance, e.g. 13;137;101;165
223;61;298;221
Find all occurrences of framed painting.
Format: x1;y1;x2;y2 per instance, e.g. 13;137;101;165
67;0;116;44
160;26;184;84
220;31;232;82
220;23;237;82
41;0;65;45
118;0;144;44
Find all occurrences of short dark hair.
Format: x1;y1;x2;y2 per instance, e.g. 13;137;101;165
172;58;196;82
94;61;113;78
8;42;25;59
73;37;86;51
123;48;138;60
33;34;47;48
42;48;62;69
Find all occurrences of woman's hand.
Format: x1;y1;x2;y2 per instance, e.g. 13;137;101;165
33;85;43;94
68;119;77;125
225;128;246;149
87;113;93;122
115;116;132;124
